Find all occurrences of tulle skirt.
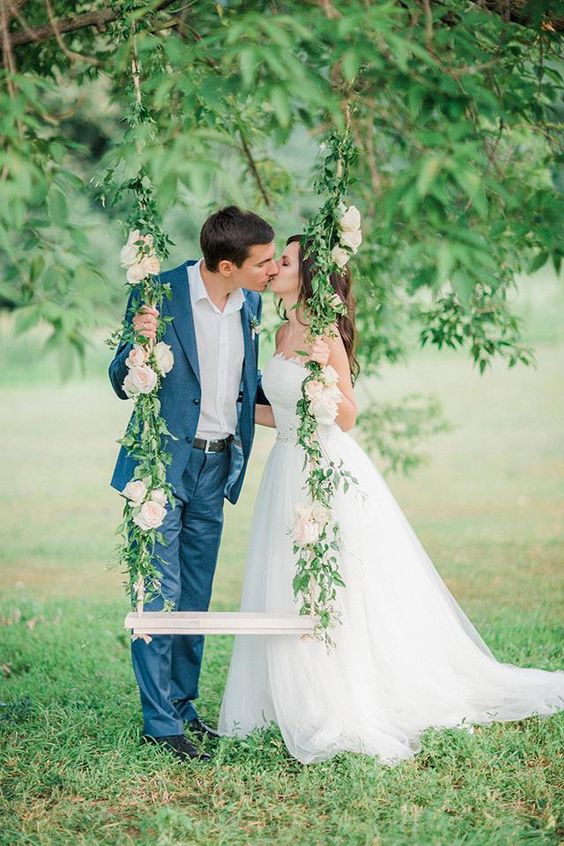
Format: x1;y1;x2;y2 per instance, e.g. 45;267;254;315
219;427;564;764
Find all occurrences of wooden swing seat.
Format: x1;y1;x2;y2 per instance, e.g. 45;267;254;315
124;610;317;636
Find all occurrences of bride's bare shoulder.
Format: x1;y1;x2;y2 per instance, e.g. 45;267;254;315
275;322;289;345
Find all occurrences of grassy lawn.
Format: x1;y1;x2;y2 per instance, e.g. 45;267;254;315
1;275;563;845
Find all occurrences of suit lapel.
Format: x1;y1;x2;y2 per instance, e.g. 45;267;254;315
168;262;201;384
240;296;256;392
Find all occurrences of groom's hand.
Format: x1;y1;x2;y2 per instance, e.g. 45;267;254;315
133;306;159;342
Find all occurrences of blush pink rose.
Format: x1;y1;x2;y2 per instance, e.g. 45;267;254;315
149;488;167;507
126;261;148;285
140;254;160;276
311;385;341;425
122;479;147;505
123;364;158;398
305;379;324;401
292;517;320;547
322;365;339;386
133;500;167;531
126;345;148;369
311;500;330;526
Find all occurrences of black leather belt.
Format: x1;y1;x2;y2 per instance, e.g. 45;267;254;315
193;435;233;453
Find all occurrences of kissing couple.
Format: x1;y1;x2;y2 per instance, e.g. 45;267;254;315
109;205;564;766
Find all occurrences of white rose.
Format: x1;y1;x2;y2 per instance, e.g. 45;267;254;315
339;204;361;232
340;227;362;252
133;500;167;531
122;479;147;505
126;344;148;369
123;364;158;397
292;517;320;547
120;230;142;268
331;245;349;268
305;379;324;401
311;386;342;425
149;488;168;507
153;342;174;376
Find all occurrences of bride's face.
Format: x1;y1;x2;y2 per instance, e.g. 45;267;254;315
270;241;300;297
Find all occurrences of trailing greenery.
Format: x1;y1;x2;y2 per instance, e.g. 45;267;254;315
104;19;178;621
290;132;361;641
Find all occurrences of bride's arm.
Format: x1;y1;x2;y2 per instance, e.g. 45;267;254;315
323;333;357;432
255;403;276;428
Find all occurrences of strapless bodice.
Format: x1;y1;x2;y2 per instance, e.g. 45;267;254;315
261;354;340;445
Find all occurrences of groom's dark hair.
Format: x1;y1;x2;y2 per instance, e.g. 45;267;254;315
200;206;274;272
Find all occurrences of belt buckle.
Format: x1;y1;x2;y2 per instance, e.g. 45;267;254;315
204;439;216;454
207;438;225;453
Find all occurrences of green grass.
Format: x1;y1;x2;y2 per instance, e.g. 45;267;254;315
1;273;564;845
1;596;563;846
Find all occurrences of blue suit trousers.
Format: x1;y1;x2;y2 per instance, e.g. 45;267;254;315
131;445;230;737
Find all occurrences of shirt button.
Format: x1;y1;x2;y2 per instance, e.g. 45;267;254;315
193;398;200;405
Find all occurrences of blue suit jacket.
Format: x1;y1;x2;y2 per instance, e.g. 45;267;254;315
109;260;267;505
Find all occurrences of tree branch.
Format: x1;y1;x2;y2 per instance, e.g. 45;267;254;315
239;130;272;209
9;0;177;48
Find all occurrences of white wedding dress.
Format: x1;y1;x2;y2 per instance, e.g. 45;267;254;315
218;353;564;765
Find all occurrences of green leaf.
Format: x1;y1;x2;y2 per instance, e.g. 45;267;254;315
269;86;291;129
47;187;69;226
342;50;360;83
451;270;475;308
416;158;442;199
15;305;42;334
527;251;549;274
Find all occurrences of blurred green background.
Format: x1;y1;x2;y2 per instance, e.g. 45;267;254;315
1;261;562;626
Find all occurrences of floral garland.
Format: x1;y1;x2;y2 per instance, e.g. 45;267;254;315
104;23;177;640
290;132;362;646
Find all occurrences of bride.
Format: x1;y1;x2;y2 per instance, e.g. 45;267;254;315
218;235;564;765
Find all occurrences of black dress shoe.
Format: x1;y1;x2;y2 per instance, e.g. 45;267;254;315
142;733;211;762
186;718;221;741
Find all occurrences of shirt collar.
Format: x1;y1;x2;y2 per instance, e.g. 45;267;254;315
189;259;245;314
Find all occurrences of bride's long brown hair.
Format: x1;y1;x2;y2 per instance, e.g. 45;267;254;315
278;234;360;383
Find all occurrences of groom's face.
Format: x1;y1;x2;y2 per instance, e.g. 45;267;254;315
227;242;278;292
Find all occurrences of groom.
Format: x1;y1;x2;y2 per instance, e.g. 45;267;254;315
109;206;278;762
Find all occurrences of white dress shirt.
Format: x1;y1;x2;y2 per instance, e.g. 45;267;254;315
188;259;245;440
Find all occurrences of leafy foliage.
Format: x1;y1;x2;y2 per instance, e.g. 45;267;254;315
1;0;563;456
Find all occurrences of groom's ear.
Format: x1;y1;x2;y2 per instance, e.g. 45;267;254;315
218;259;234;278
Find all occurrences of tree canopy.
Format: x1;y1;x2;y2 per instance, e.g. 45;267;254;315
1;1;563;466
